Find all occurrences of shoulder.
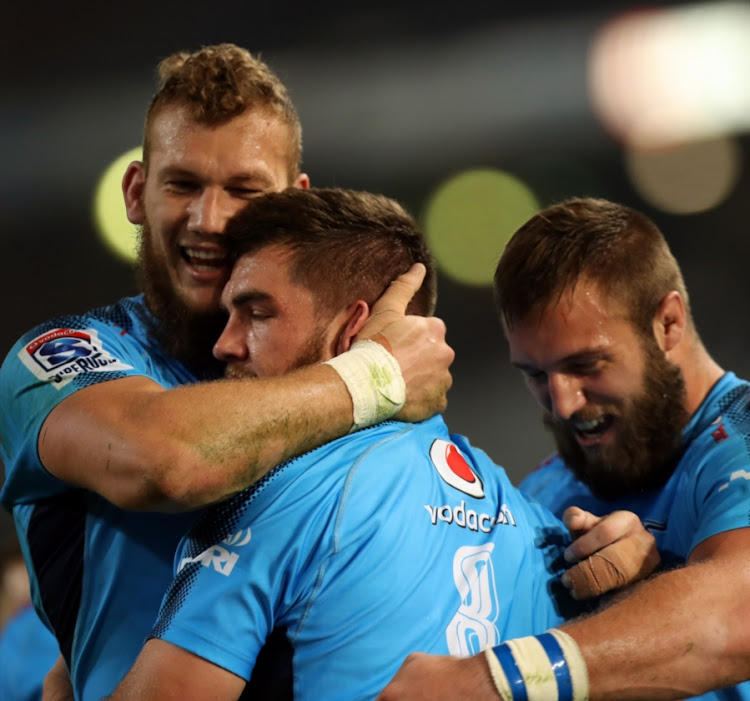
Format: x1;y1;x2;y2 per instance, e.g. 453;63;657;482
518;454;608;518
684;376;750;472
1;295;194;394
519;453;572;494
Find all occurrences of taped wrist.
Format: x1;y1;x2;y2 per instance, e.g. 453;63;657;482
324;339;405;431
485;629;589;701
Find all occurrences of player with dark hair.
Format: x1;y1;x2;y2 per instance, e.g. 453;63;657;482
108;189;658;701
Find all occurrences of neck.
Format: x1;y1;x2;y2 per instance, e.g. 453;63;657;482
674;332;724;417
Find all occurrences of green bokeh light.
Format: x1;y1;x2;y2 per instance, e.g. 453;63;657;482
92;146;142;264
422;168;540;287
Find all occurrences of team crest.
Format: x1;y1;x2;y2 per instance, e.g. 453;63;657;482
19;328;133;389
429;439;484;498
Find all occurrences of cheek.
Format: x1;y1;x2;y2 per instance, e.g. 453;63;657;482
146;193;184;230
586;370;642;405
523;377;549;407
244;327;276;360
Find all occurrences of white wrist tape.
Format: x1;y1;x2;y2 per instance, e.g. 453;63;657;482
485;629;589;701
324;339;405;432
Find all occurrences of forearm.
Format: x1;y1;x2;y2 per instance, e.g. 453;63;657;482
43;364;354;511
478;530;750;701
562;555;750;700
140;365;355;508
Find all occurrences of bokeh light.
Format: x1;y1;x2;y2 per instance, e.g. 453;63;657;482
589;2;750;149
422;168;540;287
92;147;142;263
625;136;741;215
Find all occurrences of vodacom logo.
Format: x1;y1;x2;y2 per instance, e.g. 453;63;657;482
429;439;484;499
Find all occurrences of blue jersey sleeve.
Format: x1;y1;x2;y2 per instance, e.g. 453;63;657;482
0;302;190;507
151;457;344;682
683;419;750;554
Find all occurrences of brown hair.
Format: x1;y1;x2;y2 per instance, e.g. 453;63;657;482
225;187;437;317
494;197;690;336
143;43;302;179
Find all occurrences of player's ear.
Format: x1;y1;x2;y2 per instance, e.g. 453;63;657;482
123;160;146;225
653;290;686;352
335;301;370;355
295;172;311;190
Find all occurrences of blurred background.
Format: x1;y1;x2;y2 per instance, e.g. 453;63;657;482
2;0;750;506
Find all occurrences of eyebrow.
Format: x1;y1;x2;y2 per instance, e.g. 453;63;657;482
511;349;611;372
223;289;272;312
158;165;275;187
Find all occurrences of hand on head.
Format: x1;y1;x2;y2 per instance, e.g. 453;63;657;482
356;264;454;423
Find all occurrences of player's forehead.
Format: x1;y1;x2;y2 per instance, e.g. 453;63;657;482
506;281;634;363
223;244;297;305
147;104;293;182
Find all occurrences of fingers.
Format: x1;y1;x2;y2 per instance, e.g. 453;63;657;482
562;535;661;599
564;509;634;563
389;317;454;422
369;264;426;318
353;262;453;423
561;509;661;599
563;506;602;542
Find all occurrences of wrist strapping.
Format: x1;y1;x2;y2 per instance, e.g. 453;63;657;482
485;629;589;701
324;339;405;432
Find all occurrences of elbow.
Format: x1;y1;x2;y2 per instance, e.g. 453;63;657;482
106;442;215;512
140;444;241;511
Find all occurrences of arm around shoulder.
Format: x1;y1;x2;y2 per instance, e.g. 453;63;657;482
39;367;354;512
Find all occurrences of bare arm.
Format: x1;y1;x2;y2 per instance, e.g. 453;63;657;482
42;655;74;701
379;528;750;701
39;264;453;511
564;528;750;700
105;639;245;701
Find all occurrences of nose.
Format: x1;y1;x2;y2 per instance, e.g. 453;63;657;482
547;374;586;421
213;318;248;364
187;188;237;236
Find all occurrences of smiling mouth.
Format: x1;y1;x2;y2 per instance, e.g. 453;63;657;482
181;247;229;272
572;414;614;442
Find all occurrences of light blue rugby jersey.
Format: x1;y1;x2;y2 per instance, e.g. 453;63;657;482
151;415;581;701
0;605;60;701
521;371;750;701
0;295;214;701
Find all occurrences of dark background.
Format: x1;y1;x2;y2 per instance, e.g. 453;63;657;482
2;0;749;506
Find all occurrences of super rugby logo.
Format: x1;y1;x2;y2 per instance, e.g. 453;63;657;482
19;328;133;389
430;439;484;498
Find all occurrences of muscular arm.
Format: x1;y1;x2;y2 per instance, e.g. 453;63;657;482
40;368;354;511
105;639;245;701
378;528;750;701
564;527;750;700
39;264;453;511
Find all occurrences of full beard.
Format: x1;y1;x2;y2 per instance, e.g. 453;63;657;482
544;340;689;501
136;221;227;376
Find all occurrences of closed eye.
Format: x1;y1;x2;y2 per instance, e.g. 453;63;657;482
166;179;199;193
227;187;265;198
